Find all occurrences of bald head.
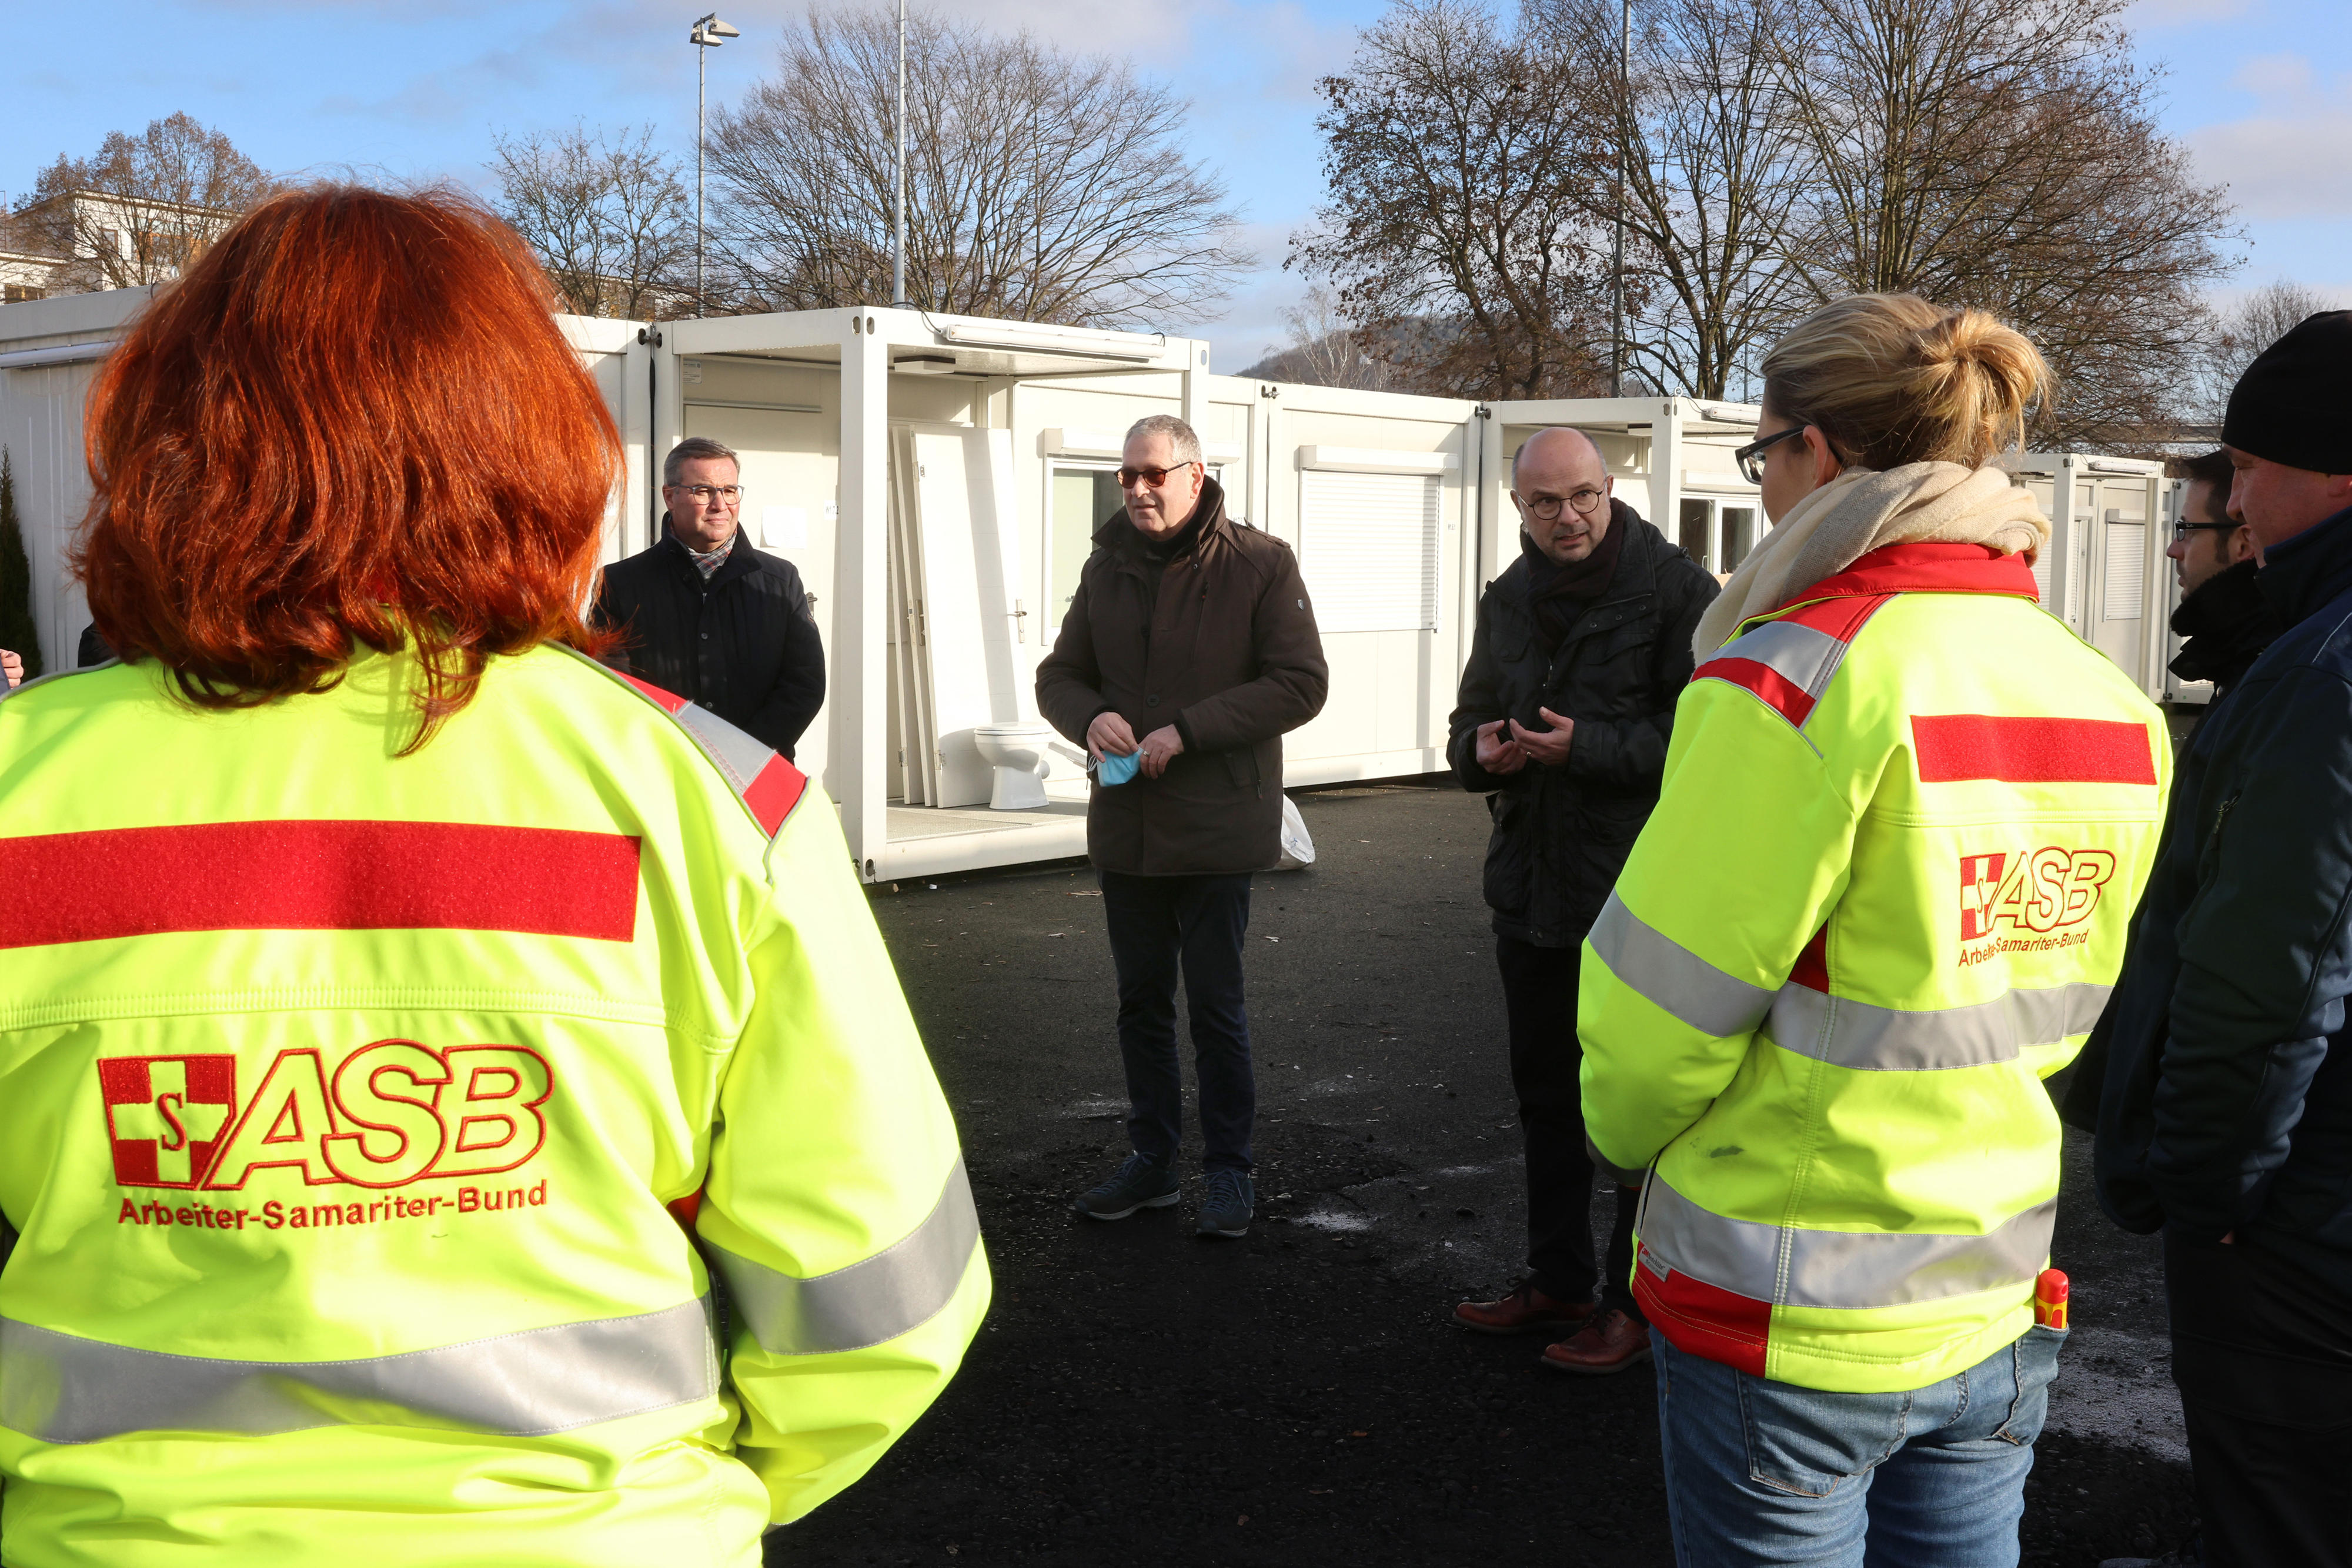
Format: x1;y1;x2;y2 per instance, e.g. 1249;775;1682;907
1511;426;1615;565
1512;425;1604;486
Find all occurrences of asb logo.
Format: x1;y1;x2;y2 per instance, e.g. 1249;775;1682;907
1959;847;2116;940
99;1041;552;1191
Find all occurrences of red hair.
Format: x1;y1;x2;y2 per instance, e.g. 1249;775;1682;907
76;184;620;751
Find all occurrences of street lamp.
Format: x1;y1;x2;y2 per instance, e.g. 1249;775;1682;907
690;12;740;319
891;0;910;309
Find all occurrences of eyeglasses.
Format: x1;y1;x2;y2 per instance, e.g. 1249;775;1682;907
2173;520;2236;541
1117;462;1198;489
670;483;744;506
1516;487;1608;521
1733;425;1808;485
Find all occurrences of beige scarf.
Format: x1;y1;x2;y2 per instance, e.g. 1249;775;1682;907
1692;461;2050;657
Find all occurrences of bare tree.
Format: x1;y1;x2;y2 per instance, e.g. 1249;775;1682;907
1240;286;1395;389
1292;0;1615;400
16;113;278;292
2196;279;2348;419
1766;0;2236;444
706;6;1251;327
1534;0;1814;400
489;123;693;319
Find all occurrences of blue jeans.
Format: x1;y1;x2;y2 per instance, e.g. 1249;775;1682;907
1099;871;1255;1173
1654;1325;2066;1568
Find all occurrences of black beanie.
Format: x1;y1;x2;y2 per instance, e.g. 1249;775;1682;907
2223;309;2352;474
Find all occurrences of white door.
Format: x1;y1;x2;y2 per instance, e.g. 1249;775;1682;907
905;423;1026;807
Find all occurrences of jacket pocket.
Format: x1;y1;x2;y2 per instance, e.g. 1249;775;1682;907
1483;793;1531;913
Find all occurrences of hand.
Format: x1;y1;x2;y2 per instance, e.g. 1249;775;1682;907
1509;707;1575;767
0;648;20;690
1086;710;1138;764
1474;718;1526;776
1138;724;1185;779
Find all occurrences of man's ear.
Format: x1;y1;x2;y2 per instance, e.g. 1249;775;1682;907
2230;527;2261;567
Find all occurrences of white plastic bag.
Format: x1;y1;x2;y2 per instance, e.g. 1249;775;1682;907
1274;794;1315;871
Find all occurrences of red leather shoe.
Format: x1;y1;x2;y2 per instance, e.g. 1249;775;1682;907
1453;1282;1598;1335
1539;1309;1652;1374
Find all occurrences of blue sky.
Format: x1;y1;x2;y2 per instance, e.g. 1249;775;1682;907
5;0;2345;369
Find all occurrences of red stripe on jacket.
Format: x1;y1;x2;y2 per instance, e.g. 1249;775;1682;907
1633;1245;1772;1378
0;820;641;949
1912;715;2158;785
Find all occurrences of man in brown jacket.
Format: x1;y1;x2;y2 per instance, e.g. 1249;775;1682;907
1037;414;1328;1239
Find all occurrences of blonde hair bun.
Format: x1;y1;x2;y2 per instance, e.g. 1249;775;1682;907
1761;293;2051;471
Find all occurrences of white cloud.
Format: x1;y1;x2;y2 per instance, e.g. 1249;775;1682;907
2184;54;2352;220
2189;112;2352;218
2229;51;2314;96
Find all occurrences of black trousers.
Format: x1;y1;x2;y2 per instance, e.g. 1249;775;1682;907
1496;934;1641;1314
2167;1229;2352;1568
1101;871;1255;1174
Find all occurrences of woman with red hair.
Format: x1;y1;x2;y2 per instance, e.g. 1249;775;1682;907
0;186;985;1567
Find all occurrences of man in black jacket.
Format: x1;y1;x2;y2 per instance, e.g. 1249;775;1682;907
2164;447;2280;709
1445;426;1718;1375
592;436;826;760
2091;312;2352;1568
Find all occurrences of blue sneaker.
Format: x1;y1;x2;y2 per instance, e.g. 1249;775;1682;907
1072;1153;1180;1220
1197;1169;1255;1238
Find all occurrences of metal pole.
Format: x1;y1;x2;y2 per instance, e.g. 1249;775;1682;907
1611;0;1628;396
697;40;707;317
891;0;908;307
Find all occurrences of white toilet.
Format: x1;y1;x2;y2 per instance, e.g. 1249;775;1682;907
973;722;1061;810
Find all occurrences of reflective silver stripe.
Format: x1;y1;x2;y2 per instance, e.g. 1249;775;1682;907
1588;892;1775;1038
1;1298;717;1445
1709;619;1847;696
1639;1174;2053;1309
674;702;777;794
1769;981;2112;1072
711;1159;981;1356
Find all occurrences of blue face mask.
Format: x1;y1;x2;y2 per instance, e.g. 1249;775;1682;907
1095;750;1142;787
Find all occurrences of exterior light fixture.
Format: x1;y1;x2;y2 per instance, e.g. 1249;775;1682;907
690;12;740;320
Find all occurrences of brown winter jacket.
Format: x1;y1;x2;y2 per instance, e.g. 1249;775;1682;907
1036;477;1328;875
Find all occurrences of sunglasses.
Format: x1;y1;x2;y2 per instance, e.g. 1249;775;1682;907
1118;462;1198;489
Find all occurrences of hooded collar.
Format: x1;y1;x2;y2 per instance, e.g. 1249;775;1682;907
2170;557;2283;690
2255;504;2352;631
1775;541;2040;608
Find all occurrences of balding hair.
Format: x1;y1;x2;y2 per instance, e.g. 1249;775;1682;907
1511;426;1603;484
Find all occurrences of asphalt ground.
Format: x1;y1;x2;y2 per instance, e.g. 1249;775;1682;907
776;779;2195;1568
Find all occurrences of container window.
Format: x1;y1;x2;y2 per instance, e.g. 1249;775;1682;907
1679;498;1714;567
1720;506;1756;572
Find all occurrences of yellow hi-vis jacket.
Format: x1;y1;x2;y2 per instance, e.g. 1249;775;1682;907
0;644;988;1567
1580;543;2167;1393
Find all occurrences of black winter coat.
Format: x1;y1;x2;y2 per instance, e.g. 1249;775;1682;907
591;532;826;760
1036;478;1328;876
1446;504;1719;947
2089;504;2352;1295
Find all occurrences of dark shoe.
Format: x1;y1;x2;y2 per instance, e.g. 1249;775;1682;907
1197;1168;1255;1238
1454;1281;1598;1336
1539;1309;1652;1374
1073;1153;1180;1220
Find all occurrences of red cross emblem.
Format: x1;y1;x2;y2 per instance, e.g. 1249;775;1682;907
100;1055;238;1188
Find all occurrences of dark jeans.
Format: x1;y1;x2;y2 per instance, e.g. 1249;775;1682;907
1497;934;1642;1313
1101;870;1255;1174
2167;1229;2352;1568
